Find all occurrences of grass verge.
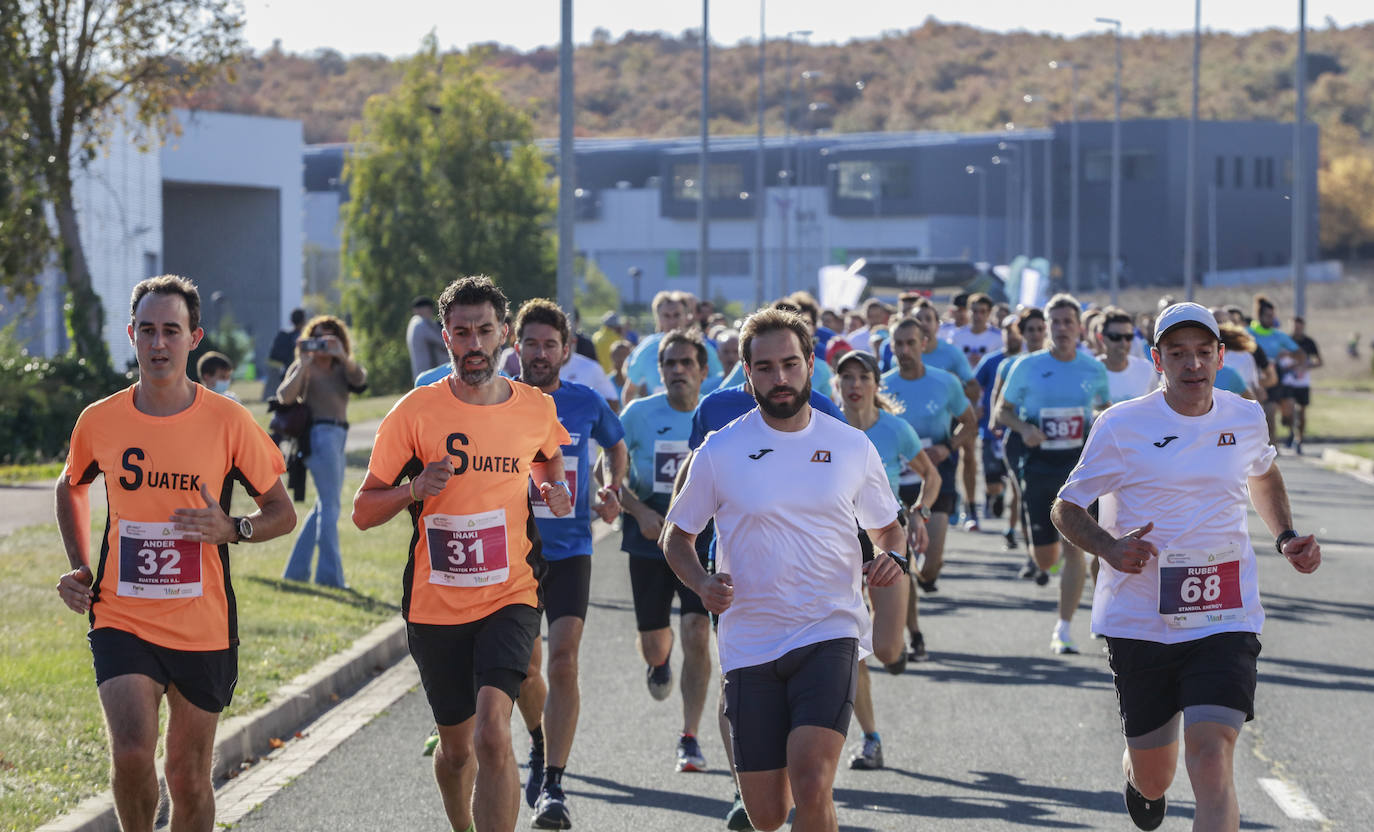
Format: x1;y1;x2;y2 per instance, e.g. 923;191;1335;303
229;381;399;433
0;462;65;486
0;467;413;831
1305;391;1374;447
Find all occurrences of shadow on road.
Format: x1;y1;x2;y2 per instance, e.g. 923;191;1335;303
240;575;402;613
569;772;733;819
895;651;1112;691
1262;591;1374;625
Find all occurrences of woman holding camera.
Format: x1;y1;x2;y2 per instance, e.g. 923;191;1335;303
278;315;367;587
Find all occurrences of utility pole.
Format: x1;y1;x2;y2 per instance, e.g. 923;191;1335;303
754;1;766;308
1184;0;1200;299
1293;0;1308;317
698;0;711;302
1096;17;1124;305
556;0;574;311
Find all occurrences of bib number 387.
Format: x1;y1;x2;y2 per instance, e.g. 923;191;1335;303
424;509;510;588
1039;406;1086;450
1157;545;1244;628
117;520;202;599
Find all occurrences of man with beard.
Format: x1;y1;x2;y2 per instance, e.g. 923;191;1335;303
663;308;908;832
353;275;573;832
997;294;1110;655
617;329;716;775
882;317;976;661
508;299;628;829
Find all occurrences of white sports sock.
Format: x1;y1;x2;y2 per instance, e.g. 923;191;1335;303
1053;619;1072;642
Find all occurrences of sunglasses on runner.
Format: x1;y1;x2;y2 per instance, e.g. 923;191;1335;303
1103;332;1133;343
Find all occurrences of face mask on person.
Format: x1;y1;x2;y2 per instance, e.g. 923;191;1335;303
210;378;232;394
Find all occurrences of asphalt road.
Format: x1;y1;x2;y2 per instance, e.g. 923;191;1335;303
227;453;1369;831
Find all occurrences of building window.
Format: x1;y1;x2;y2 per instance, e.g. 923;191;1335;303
679;249;751;276
673;162;745;201
1215;156;1225;188
1266;157;1276;189
1084;150;1157;183
1234;156;1244;188
835;160;912;200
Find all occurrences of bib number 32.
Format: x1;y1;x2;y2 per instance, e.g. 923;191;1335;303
117;520;203;599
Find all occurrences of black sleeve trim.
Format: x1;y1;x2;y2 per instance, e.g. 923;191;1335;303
76;460;100;486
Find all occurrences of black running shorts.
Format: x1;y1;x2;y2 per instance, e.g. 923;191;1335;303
543;556;592;623
1105;631;1261;739
628;556;707;631
897;452;958;516
1022;449;1080;546
407;604;541;726
981;436;1008;482
723;638;858;772
90;627;237;713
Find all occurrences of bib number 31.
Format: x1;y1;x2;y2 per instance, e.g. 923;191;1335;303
424;509;510;588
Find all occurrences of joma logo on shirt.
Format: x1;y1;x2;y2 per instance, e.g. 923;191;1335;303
118;448;201;492
445;433;521;474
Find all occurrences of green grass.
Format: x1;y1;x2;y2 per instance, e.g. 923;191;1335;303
1338;442;1374;460
228;381;401;432
0;467;414;831
1305;391;1374;446
0;462;65;485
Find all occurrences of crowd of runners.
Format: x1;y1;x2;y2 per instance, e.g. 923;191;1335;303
54;273;1322;832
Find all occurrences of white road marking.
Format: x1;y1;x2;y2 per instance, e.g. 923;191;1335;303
214;660;420;826
1258;777;1328;822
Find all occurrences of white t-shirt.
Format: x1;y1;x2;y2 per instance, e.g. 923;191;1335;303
1225;349;1260;394
950;325;1003;368
845;327;874;352
936;322;958;344
1057;389;1276;644
561;352;620;404
1100;354;1160;405
664;408;899;672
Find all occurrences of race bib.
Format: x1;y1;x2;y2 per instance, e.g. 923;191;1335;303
424;509;510;588
1157;545;1245;629
117;520;202;599
1039;406;1086;450
529;457;578;520
653;439;689;494
898;437;934;485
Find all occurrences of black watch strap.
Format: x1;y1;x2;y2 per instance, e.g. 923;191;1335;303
1275;529;1298;555
887;550;911;574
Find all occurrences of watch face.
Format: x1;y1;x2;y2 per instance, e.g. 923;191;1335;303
239;517;253;540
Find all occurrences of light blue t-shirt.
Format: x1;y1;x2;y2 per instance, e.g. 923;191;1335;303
1248;326;1299;364
880;366;970;446
859;409;923;497
719;355;834;398
882;339;975;385
535;381;625;561
625;332;724;394
1215;365;1248;395
1001;349;1111;450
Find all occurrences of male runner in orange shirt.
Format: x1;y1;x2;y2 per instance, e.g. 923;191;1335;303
353;275;572;832
56;275;296;832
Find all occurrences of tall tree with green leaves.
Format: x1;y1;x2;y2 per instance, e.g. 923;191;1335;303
0;0;244;367
341;36;556;392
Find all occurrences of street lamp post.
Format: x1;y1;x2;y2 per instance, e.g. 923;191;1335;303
698;0;711;302
780;29;812;296
557;0;574;312
754;0;766;309
1096;16;1123;304
1049;60;1081;293
1185;0;1201;299
966;165;987;262
1293;0;1308;317
992;147;1017;264
1023;94;1054;268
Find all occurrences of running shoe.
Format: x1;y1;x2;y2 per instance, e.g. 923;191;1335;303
991;493;1005;518
916;577;938;594
908;631;929;662
532;782;573;830
1004;529;1018;551
524;743;545;808
1018;557;1038;579
421;729;439;756
848;734;884;770
882;654;908;675
963;516;981;532
1123;780;1166;830
1051;634;1079;655
676;733;707;772
1034;569;1050;586
726;790;754;830
646;660;673;701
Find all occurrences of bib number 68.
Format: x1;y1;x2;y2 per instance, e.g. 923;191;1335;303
1180;574;1222;604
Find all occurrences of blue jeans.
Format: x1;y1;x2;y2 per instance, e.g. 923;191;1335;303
284;423;347;587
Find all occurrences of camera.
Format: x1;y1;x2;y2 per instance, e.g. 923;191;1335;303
300;337;328;352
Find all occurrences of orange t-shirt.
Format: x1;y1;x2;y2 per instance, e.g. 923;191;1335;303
367;377;570;626
64;386;286;651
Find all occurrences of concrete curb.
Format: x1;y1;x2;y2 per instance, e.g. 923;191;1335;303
35;519;616;832
35;620;409;832
1320;446;1374;477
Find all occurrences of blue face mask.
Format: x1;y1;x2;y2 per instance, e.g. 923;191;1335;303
210;378;232;394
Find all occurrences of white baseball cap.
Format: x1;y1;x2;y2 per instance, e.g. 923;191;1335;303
1154;302;1221;346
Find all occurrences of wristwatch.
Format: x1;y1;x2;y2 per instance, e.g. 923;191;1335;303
1274;529;1298;555
232;516;254;544
887;550;912;574
917;505;932;522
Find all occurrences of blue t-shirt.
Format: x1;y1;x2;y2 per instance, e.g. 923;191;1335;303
625;332;724;395
718;357;834;399
814;325;837;362
882;339;975;385
973;349;1011;437
1214;365;1248;395
880;367;969;446
859;410;923;497
689;384;846;450
534;381;625;561
619;392;697;558
415;363;451;386
1001;349;1111;453
1248;326;1299;367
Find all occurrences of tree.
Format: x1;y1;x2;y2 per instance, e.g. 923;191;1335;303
1319;154;1374;258
0;0;244;367
341;36;556;392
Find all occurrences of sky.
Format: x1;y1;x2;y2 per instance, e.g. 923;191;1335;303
240;0;1374;58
